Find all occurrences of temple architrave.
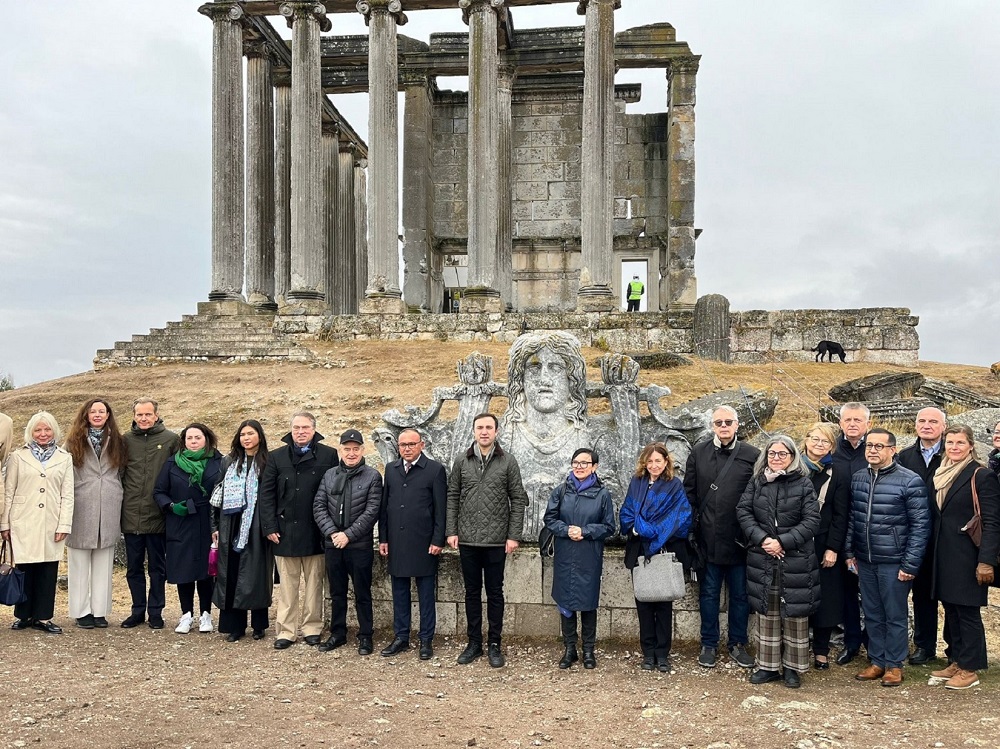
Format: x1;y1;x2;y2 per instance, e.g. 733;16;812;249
196;0;700;317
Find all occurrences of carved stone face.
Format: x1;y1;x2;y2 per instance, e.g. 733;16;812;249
523;348;570;415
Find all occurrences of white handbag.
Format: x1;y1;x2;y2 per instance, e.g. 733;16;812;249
632;550;686;603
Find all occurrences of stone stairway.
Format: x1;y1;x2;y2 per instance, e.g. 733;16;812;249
94;301;315;369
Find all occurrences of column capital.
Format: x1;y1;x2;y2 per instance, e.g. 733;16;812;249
666;54;701;77
498;62;517;91
280;2;332;33
321;120;341;137
576;0;620;14
273;69;292;87
459;0;506;24
357;0;407;27
356;157;369;170
399;69;432;88
242;39;271;60
198;2;245;22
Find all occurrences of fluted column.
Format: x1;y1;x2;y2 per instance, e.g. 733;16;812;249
401;72;434;313
322;126;340;313
497;61;516;310
664;55;700;311
576;0;619;312
358;0;406;314
282;2;327;307
199;2;245;301
245;41;277;311
459;0;505;313
274;76;292;306
337;148;358;313
354;158;369;306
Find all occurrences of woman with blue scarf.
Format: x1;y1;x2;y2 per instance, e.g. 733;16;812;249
212;420;274;642
154;423;223;635
543;448;616;670
620;442;692;673
799;422;849;670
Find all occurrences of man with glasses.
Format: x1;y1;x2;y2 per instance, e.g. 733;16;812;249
844;428;930;687
896;407;946;665
684;405;760;669
379;429;447;660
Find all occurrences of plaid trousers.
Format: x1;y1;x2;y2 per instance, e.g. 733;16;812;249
756;583;810;673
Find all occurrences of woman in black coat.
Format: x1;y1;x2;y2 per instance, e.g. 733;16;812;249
736;435;820;689
212;420;273;642
988;419;1000;478
927;425;1000;690
799;422;849;669
154;423;223;635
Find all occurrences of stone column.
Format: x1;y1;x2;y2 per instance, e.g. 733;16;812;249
245;41;277;311
274;76;292;306
354;158;369;307
401;72;434;313
281;2;327;308
358;0;407;314
576;0;619;313
199;2;245;302
322;125;340;313
337;147;358;313
496;61;516;310
459;0;505;313
664;55;700;311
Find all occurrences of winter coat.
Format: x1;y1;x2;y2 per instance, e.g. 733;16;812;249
67;442;123;550
379;452;448;578
153;452;223;584
0;411;13;471
845;460;931;575
313;460;382;550
683;438;760;566
1;445;74;563
897;440;944;577
808;464;850;627
544;476;616;612
930;463;1000;607
737;471;821;618
121;420;179;535
831;435;868;480
212;459;273;612
446;443;528;546
258;433;339;558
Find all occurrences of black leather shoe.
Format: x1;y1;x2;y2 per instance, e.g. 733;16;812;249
487;642;505;668
784;669;802;688
908;647;934;666
76;615;96;629
93;616;109;628
457;642;484;665
582;648;597;669
120;613;144;629
749;669;782;685
304;635;322;646
419;639;434;660
657;656;671;673
814;658;830;670
381;637;410;657
641;655;655;671
357;637;373;656
273;638;294;650
558;646;578;669
33;620;63;634
252;629;266;640
318;636;347;652
836;648;860;666
226;632;245;643
148;616;164;630
11;619;33;630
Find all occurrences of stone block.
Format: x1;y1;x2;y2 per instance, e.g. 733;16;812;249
881;326;920;350
732;327;770;353
548;145;581;163
513;146;548;165
514;181;548;201
609;607;640;641
506;603;562;638
565;162;582;181
432;165;463;183
513;162;564;182
598;563;636;609
547;181;581;200
504;549;546;604
435;551;464;601
532;199;579;221
453;118;468;134
771;328;803;352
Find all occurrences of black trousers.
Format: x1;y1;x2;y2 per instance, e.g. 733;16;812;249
942;602;987;671
124;532;166;618
626;299;640;312
911;557;939;654
561;609;597;649
636;598;673;658
841;569;868;650
177;578;214;615
459;544;507;645
13;561;58;622
218;546;269;635
325;545;374;640
813;625;835;657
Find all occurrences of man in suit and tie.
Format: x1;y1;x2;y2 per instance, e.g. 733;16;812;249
379;428;447;660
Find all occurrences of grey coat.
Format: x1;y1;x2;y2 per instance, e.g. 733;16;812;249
67;443;123;550
446;443;528;546
313;460;382;549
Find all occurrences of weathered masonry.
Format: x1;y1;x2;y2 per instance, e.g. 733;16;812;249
196;0;700;316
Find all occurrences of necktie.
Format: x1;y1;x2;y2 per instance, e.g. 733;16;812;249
404;461;411;474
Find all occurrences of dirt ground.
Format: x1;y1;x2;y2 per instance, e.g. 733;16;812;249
1;573;999;749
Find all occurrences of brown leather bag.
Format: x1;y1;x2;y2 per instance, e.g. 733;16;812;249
961;468;983;546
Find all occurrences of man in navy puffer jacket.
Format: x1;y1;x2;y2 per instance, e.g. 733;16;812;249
844;428;930;688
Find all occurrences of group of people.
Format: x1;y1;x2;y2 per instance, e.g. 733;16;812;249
1;400;998;687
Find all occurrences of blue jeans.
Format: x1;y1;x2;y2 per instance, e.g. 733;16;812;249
699;562;749;649
857;561;912;669
391;574;436;642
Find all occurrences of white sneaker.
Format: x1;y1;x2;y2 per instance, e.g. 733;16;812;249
175;612;193;634
199;611;214;633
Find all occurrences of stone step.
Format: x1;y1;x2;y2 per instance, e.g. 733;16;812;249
820;397;938;425
133;331;287;343
915;378;1000;410
173;317;276;329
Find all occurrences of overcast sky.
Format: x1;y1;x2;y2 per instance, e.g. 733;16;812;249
2;1;998;386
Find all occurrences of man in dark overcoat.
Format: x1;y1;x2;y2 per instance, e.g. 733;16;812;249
259;412;338;650
379;428;447;660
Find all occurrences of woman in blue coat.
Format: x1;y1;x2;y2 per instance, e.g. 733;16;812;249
154;423;223;636
543;447;616;670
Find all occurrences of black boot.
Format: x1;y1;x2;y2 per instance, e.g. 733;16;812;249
582;648;597;669
558;644;579;669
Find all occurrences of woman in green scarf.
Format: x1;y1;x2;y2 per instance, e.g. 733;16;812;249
154;423;223;635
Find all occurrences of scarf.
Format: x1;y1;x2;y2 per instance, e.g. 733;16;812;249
763;468;786;483
222;459;260;552
175;448;210;495
88;427;105;459
569;472;598;493
933;454;974;509
988;449;1000;476
802;453;833;508
624;477;692;555
29;441;58;464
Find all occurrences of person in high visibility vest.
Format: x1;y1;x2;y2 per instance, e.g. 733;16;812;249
626;275;644;312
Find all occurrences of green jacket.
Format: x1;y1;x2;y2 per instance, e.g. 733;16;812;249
120;420;179;534
446;443;528;546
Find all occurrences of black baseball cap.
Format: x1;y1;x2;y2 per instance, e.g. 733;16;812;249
340;429;364;445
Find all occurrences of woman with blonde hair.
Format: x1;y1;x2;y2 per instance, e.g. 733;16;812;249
1;412;74;633
64;398;128;628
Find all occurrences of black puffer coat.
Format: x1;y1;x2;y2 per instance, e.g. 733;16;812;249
313;460;382;550
736;471;821;618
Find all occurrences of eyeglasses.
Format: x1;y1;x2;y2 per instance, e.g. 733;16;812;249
398;441;421;449
865;443;893;452
766;451;790;459
571;461;593;468
712;419;736;427
807;436;832;445
992;431;1000;437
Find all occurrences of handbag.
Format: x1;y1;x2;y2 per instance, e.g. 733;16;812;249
538;484;566;559
960;468;983;547
632;550;686;602
209;481;224;509
0;539;28;606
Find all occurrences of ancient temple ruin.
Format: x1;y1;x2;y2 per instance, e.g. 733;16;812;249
197;0;699;316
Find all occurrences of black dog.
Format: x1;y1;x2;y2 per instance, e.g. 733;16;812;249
812;340;847;363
